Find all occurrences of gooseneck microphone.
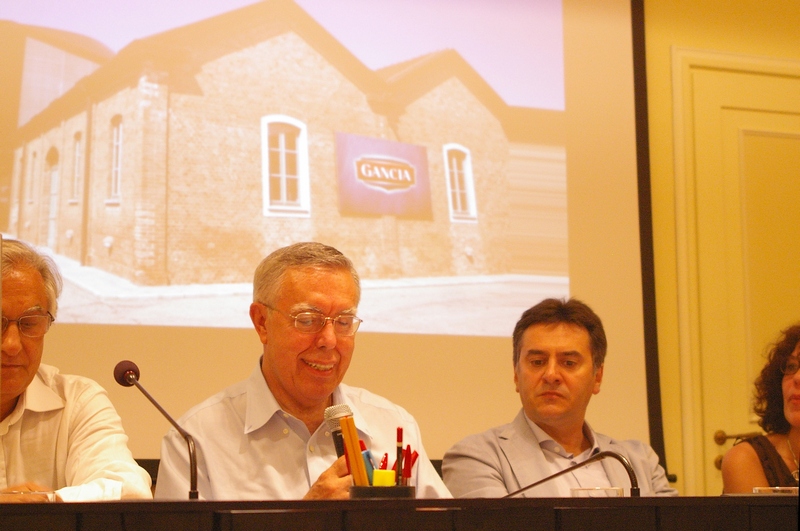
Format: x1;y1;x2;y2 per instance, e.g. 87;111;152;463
114;360;199;500
324;404;353;458
503;450;640;498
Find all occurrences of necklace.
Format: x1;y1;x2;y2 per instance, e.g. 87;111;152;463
787;435;800;482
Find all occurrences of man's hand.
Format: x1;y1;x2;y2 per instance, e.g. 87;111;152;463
0;482;60;502
303;456;352;500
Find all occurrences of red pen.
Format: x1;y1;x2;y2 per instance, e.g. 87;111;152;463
379;453;388;470
402;444;412;485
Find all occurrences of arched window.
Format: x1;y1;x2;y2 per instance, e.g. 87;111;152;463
109;115;123;201
443;144;477;221
261;115;310;217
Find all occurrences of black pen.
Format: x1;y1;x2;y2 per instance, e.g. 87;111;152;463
396;427;403;486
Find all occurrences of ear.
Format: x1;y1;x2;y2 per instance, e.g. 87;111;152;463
592;364;604;395
249;303;269;345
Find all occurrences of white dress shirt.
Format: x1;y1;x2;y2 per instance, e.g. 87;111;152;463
524;417;612;496
155;363;451;500
0;364;152;501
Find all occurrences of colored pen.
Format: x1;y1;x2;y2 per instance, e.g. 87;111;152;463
402;444;412;485
396;427;403;486
379;453;388;470
359;440;376;485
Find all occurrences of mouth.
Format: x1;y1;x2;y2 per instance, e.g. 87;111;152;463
539;391;564;400
303;359;334;372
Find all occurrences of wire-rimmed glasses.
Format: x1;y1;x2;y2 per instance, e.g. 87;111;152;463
2;313;55;338
265;306;362;336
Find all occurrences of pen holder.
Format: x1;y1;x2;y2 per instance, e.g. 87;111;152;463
350;486;415;499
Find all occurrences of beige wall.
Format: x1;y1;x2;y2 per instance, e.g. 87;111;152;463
645;0;800;494
40;0;652;465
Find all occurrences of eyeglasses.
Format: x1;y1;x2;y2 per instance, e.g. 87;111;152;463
2;313;55;338
265;306;362;336
782;357;800;376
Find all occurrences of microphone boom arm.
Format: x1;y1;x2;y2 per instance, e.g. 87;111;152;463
503;450;640;498
117;367;199;500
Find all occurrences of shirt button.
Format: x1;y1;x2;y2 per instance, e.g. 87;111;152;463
555;447;562;453
283;428;289;435
325;431;331;437
309;446;315;453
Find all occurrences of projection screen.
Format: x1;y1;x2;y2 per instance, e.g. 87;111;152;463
0;0;657;463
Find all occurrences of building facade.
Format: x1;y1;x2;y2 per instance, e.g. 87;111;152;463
9;0;566;286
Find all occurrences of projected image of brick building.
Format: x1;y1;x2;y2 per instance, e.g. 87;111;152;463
5;0;567;333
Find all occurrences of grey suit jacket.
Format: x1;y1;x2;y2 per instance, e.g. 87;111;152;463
442;409;678;497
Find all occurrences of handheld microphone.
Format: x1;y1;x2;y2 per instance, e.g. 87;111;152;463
503;450;640;498
324;404;353;458
113;360;199;500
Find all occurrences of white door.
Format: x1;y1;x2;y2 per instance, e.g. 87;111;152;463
672;49;800;495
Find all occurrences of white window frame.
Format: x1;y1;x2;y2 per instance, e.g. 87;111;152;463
260;115;310;217
71;132;82;202
443;143;477;222
108;116;123;203
26;151;37;203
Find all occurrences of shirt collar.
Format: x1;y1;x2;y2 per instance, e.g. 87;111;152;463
242;362;374;441
0;368;64;433
525;415;600;459
19;368;65;413
244;362;281;434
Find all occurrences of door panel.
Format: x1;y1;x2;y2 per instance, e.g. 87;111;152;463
672;49;800;494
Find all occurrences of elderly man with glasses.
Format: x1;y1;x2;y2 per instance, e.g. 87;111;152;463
0;238;152;501
155;242;449;500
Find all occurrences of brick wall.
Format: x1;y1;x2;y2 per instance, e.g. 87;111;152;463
11;30;539;286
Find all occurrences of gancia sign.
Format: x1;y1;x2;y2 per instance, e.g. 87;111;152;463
336;132;432;220
355;156;417;192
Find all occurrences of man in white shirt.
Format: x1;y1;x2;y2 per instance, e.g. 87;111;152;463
155;242;449;500
1;238;152;501
442;298;677;497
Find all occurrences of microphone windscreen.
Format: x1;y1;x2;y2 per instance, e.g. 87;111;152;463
113;360;140;387
324;404;352;431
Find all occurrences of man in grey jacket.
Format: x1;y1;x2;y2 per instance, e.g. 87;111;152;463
442;298;677;497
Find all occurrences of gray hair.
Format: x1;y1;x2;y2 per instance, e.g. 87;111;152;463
253;242;360;306
1;238;63;317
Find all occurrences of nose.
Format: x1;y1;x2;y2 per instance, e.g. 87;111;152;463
541;358;561;384
315;319;338;350
2;322;24;357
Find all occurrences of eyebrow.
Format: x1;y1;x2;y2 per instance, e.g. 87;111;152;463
21;305;48;315
289;305;357;315
525;349;582;357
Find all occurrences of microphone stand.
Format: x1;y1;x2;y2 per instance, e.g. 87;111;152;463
503;450;640;498
121;370;199;500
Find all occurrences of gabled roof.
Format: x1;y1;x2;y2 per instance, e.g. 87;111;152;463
373;49;508;129
15;0;561;144
114;0;382;94
0;20;114;63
